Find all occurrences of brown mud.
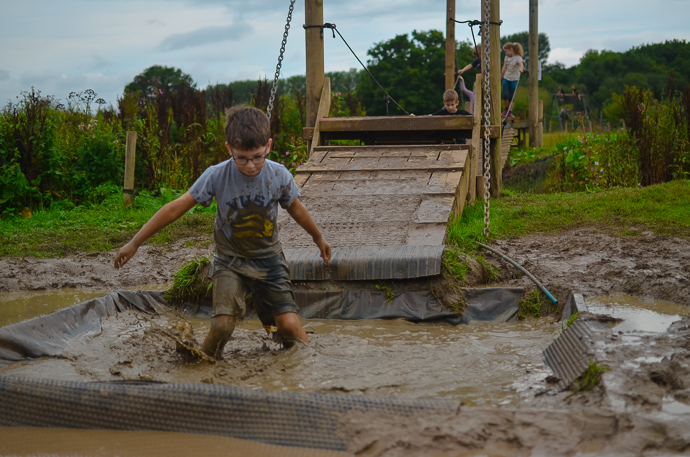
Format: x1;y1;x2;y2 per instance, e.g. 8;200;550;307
1;228;690;455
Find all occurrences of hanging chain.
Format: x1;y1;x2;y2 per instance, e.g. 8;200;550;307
267;0;296;120
482;0;492;239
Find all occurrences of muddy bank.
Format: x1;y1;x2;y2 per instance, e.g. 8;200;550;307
491;227;690;307
2;228;688;310
0;239;213;292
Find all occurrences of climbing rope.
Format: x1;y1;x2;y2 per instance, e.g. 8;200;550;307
307;22;410;116
267;0;297;120
481;0;492;239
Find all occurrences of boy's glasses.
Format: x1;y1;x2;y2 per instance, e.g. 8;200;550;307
233;155;266;165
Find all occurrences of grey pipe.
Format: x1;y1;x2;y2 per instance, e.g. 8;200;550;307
477;242;558;304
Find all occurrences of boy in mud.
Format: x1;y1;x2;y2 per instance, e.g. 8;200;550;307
114;105;331;359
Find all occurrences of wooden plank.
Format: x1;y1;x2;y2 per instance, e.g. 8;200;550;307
296;164;464;174
303;178;457;196
319;115;473;132
296;149;467;173
308;77;331;158
468;73;483;204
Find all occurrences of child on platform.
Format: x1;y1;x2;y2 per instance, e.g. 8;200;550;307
114;105;331;359
432;89;471;144
500;42;524;118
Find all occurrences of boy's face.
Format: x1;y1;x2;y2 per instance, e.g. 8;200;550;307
225;139;272;177
443;99;459;113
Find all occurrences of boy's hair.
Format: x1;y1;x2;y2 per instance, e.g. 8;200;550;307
224;105;271;150
472;45;482;58
443;89;459;102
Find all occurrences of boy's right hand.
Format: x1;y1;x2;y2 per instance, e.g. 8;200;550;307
114;242;138;269
315;236;332;264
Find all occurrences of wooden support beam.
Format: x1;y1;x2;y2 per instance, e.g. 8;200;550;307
528;0;539;147
445;0;456;90
468;73;483;206
308;77;331;158
538;99;544;147
123;131;136;206
305;0;324;129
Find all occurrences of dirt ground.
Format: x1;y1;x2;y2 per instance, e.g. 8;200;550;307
1;228;690;456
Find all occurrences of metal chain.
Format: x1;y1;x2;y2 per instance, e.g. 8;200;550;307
482;0;492;239
267;0;296;120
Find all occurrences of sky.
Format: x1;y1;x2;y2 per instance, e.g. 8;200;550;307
1;0;689;106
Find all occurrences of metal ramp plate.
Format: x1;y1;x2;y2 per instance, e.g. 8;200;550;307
278;144;468;281
284;245;444;281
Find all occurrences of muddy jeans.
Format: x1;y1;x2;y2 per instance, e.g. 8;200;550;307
211;252;298;326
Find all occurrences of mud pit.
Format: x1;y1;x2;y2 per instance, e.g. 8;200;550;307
1;228;690;455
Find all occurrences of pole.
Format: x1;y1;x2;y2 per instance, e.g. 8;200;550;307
123;131;137;206
445;0;456;90
483;0;502;197
528;0;538;147
305;0;324;130
538;99;543;147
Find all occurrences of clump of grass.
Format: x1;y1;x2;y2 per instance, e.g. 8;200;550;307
517;289;559;320
565;311;581;328
442;246;470;283
164;256;212;307
572;360;610;393
375;283;395;304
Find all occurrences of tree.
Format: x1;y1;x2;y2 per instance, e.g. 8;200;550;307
125;65;195;99
357;30;448;116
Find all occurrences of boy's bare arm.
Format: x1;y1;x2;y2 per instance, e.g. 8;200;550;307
286;198;331;264
114;192;198;269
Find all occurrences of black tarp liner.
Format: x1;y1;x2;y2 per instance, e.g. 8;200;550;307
0;287;523;368
0;290;166;368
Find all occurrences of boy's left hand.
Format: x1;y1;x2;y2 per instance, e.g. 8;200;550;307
315;236;332;264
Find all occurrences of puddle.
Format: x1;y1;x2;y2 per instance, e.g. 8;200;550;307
0;288;560;407
587;293;690;333
0;284;170;328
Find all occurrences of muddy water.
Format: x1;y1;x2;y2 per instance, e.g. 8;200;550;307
2;289;688;409
587;293;690;333
0;427;348;457
0;284;169;327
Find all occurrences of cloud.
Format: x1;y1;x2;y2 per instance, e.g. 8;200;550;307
549;47;585;67
88;55;112;71
157;23;253;51
0;70;9;81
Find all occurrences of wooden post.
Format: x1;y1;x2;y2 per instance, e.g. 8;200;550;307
305;0;325;132
482;0;502;197
528;0;538;147
445;0;456;90
538;99;544;147
468;73;483;205
123;131;137;206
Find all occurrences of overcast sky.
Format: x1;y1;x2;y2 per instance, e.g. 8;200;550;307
1;0;688;106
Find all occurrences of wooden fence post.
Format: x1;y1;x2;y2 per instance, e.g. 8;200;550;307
123;131;137;206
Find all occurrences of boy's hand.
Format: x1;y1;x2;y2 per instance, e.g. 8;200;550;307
114;242;138;269
314;236;332;264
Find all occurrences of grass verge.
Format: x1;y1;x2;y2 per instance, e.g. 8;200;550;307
0;191;215;257
448;180;690;249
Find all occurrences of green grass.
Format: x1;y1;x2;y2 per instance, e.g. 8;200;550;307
164;256;212;307
572;360;610;393
448;180;690;247
0;191;215;257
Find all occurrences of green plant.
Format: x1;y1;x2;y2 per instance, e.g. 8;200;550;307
164;257;212;307
572;360;610;393
517;289;546;320
375;283;395;303
442;246;470;283
565;311;580;328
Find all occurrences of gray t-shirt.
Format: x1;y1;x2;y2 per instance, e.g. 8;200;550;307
503;55;523;81
189;158;300;258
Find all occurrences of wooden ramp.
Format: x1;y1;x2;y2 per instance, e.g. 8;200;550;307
279;76;509;282
278;144;470;281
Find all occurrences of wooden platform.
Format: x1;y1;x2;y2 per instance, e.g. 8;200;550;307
278;144;469;280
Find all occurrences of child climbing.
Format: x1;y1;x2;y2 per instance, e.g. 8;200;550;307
457;44;482;76
113;105;331;359
432;88;471;144
500;42;524;118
